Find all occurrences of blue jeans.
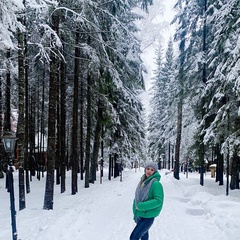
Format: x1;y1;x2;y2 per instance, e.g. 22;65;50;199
130;217;155;240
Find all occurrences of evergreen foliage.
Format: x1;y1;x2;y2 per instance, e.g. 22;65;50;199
0;0;151;208
1;0;240;211
149;0;239;189
148;42;175;162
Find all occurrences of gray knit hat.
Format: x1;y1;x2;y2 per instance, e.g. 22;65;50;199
145;162;158;172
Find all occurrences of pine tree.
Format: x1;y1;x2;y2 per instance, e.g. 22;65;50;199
43;3;61;210
204;0;240;189
148;44;165;162
17;10;26;210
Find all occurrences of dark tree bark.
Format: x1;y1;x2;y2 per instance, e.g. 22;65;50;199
24;31;30;194
17;27;26;210
4;50;11;132
29;81;37;180
199;0;208;186
39;70;46;180
55;79;61;185
230;147;240;190
43;57;58;209
89;101;103;183
0;74;2;134
174;102;182;180
173;0;188;181
85;74;92;188
226;106;230;196
56;61;60;186
113;154;120;178
79;74;84;181
174;17;185;180
215;144;224;185
108;154;112;181
167;142;171;170
43;12;59;210
71;29;80;195
100;126;104;183
60;41;67;194
0;74;4;178
108;140;112;181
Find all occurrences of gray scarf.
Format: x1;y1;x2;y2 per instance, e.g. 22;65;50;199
135;177;156;206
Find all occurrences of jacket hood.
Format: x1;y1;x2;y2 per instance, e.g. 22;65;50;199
142;170;161;183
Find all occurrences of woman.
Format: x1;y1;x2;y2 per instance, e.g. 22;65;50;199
130;162;164;240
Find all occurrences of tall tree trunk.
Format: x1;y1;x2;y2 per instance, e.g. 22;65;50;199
43;11;59;210
100;126;104;183
174;101;182;180
56;66;60;186
108;141;112;181
173;0;188;181
89;101;102;183
168;142;171;170
226;103;230;195
43;59;58;209
60;41;66;194
71;29;80;195
199;0;208;186
4;50;11;132
79;74;84;181
0;74;2;134
230;146;240;190
215;143;224;185
226;144;230;195
85;74;92;188
230;118;240;190
0;74;3;178
17;27;26;210
30;82;37;179
24;28;30;194
199;135;205;186
114;154;120;178
40;69;46;179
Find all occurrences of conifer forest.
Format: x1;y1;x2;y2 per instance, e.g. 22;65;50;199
0;0;239;210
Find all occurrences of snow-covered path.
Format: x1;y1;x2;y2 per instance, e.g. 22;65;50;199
157;173;214;240
0;168;239;239
158;171;239;240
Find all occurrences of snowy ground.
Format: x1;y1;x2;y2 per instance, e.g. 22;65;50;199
0;168;239;240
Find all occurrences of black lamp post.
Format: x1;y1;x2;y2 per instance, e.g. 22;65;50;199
2;132;17;240
99;157;104;184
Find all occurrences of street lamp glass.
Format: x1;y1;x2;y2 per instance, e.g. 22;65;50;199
2;134;16;153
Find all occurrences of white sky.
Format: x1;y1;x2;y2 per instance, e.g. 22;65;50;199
0;168;239;239
138;0;176;114
146;0;175;68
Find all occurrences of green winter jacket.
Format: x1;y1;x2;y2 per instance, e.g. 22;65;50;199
132;171;164;220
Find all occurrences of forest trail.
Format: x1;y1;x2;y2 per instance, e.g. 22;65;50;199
1;168;238;239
